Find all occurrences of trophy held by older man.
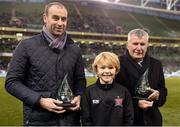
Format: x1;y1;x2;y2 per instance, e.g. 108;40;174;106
134;68;152;101
56;73;75;107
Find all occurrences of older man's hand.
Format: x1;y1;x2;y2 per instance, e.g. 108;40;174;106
148;88;160;101
138;100;154;110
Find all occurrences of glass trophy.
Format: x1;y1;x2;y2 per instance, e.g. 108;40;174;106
134;68;152;101
57;73;74;107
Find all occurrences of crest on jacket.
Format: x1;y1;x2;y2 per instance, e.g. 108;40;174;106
114;96;123;107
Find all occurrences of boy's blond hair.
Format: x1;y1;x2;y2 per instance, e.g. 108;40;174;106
92;52;120;74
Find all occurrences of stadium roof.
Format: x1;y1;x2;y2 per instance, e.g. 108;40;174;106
89;0;180;14
67;0;178;13
0;0;179;14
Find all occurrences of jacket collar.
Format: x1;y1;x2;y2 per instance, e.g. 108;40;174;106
96;79;114;90
122;50;150;79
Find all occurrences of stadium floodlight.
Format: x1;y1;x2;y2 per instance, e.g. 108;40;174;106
161;44;167;47
149;43;153;46
173;44;179;47
100;0;108;2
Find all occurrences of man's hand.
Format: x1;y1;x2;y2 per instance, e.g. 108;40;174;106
39;97;66;114
138;100;154;110
67;95;81;111
148;88;160;101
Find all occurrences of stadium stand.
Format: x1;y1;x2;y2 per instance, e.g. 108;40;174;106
0;0;179;76
0;0;180;36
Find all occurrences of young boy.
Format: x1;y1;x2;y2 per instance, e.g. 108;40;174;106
81;52;134;126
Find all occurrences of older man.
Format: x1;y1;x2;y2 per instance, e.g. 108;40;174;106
115;29;167;126
5;2;86;126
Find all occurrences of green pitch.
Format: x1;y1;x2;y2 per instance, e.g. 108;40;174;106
0;77;180;125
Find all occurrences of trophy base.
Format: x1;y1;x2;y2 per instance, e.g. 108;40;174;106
133;97;152;101
56;102;76;107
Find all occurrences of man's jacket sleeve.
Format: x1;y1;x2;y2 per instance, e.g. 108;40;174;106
5;41;41;106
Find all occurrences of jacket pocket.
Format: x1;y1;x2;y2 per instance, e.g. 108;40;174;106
28;109;58;125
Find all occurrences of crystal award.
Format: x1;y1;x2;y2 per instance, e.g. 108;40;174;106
134;68;151;101
57;73;74;107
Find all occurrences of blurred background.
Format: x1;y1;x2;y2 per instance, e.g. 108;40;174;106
0;0;180;125
0;0;180;77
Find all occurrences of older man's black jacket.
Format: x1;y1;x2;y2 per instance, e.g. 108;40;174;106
5;33;86;126
115;52;167;126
